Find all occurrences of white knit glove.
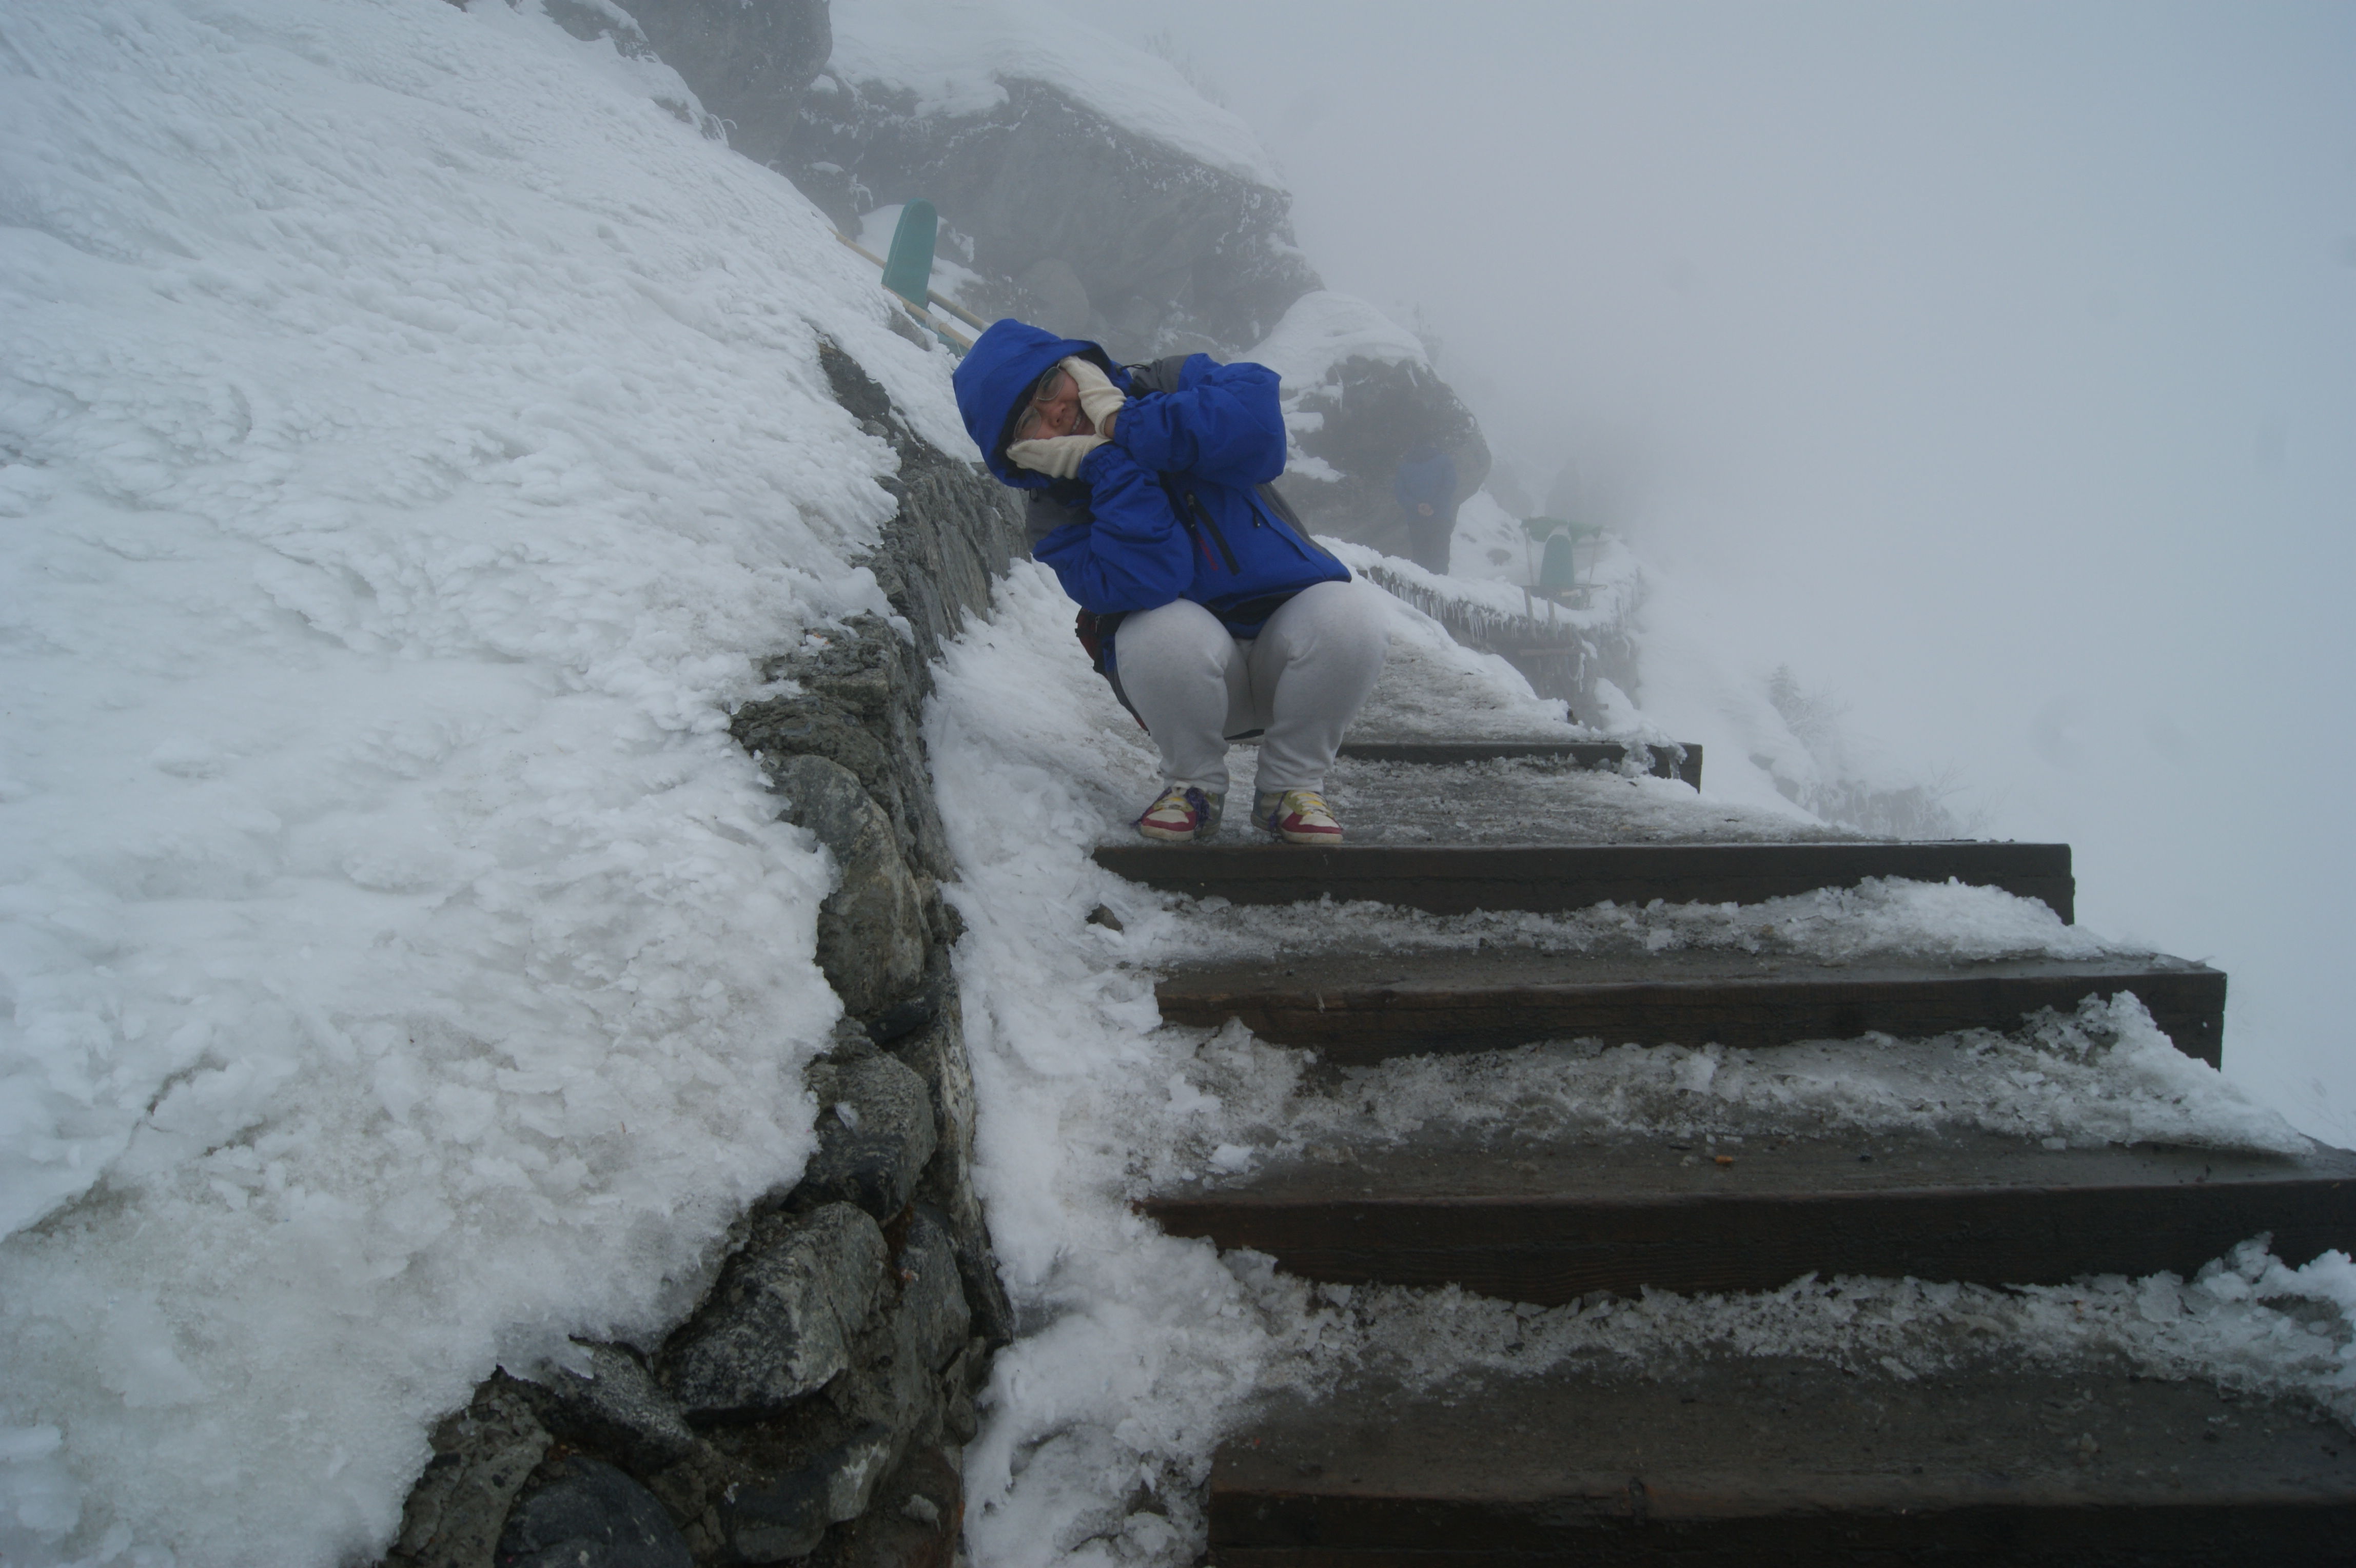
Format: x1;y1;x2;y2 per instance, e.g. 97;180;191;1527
1006;433;1108;479
1061;355;1126;434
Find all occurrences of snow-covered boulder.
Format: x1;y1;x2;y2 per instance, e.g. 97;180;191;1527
588;0;834;168
781;0;1321;357
1252;292;1493;554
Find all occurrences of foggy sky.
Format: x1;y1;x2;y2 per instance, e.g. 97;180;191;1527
1050;0;2355;1130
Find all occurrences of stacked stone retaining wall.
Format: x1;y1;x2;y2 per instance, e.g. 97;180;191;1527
379;341;1025;1568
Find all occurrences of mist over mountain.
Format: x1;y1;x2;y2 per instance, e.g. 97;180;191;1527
1054;0;2356;1135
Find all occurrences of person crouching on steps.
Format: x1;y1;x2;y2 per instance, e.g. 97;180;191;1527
952;318;1390;845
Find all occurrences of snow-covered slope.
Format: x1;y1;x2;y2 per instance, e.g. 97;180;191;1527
0;2;960;1560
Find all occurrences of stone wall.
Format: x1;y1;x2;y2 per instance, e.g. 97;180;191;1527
379;341;1026;1568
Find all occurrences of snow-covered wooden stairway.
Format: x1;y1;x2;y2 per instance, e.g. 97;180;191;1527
1093;744;2356;1563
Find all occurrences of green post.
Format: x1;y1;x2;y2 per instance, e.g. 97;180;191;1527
1538;532;1580;590
880;201;939;309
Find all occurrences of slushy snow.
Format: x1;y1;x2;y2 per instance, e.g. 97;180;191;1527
2;1;964;1560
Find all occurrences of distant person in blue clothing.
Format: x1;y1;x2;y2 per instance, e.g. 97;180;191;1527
1392;439;1459;575
952;319;1389;845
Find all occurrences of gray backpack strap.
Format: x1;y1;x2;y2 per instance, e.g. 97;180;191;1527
1025;487;1091;553
1122;355;1196;397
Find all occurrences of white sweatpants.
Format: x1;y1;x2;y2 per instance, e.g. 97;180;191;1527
1112;579;1390;797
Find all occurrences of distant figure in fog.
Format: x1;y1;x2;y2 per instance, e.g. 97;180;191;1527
1392;439;1460;575
952;319;1390;846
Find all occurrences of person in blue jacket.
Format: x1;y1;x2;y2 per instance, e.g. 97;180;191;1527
1392;439;1460;575
952;318;1390;844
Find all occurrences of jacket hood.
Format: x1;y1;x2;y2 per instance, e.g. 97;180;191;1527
952;319;1121;488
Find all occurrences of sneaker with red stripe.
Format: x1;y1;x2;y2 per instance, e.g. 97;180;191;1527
1136;785;1223;843
1254;788;1342;845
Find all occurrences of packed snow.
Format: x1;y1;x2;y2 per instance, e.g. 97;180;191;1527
822;0;1283;188
1;1;963;1560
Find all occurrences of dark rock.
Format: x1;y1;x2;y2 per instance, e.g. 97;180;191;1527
940;1341;984;1447
663;1203;889;1422
610;0;833;172
538;0;722;136
719;1423;897;1564
667;1227;968;1563
893;1208;972;1377
736;693;893;793
892;1010;1013;1347
802;1443;964;1568
804;1209;974;1499
860;971;940;1046
719;1464;830;1562
788;616;920;723
517;1342;701;1475
1274;355;1492;558
494;1456;691;1568
802;1050;938;1221
386;1380;551;1568
713;1203;978;1560
785;78;1318;357
772;754;929;1018
814;337;894;426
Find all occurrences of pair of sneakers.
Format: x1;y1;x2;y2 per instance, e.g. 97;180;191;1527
1136;785;1341;845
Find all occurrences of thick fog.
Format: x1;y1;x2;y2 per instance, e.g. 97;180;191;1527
1053;1;2355;1132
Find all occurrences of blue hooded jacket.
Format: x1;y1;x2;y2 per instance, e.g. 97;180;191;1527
951;319;1348;637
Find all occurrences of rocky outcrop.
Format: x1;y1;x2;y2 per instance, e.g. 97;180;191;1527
784;76;1318;360
593;0;1508;574
1274;355;1492;558
497;1457;694;1568
614;0;832;167
559;0;1317;357
381;342;1023;1567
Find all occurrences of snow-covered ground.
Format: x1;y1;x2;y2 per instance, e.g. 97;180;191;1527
5;3;2351;1566
1;2;966;1560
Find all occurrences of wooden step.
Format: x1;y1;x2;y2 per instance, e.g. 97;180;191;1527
1143;1130;2356;1303
1095;841;2076;921
1156;950;2227;1065
1338;739;1704;788
1210;1359;2356;1564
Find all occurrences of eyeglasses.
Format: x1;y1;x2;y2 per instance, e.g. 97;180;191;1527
1012;367;1070;443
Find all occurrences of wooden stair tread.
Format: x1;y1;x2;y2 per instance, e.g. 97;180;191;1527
1143;1129;2356;1301
1338;738;1703;787
1156;949;2225;1065
1209;1359;2356;1563
1095;840;2076;921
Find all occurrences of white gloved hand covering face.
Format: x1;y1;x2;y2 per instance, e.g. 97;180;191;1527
1061;355;1127;432
1007;433;1108;480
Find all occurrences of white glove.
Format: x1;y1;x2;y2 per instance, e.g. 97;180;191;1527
1061;356;1127;434
1007;433;1108;479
